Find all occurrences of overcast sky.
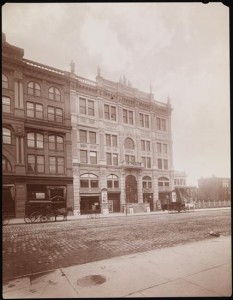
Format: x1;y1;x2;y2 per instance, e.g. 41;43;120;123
2;3;230;186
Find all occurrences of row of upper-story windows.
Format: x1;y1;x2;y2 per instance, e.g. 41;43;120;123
2;128;65;151
3;128;168;157
79;173;168;190
2;153;65;175
174;179;186;185
2;74;61;101
27;155;65;174
3;98;64;123
79;98;167;131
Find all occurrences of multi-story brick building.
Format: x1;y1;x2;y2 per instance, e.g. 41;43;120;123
2;33;181;218
69;66;175;215
2;34;73;218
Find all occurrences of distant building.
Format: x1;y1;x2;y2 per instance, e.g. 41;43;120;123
197;176;231;203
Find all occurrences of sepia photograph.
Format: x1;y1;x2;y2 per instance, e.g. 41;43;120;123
2;2;231;298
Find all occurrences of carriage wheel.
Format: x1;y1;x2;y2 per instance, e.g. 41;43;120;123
46;214;55;222
40;215;48;223
30;211;42;223
24;214;31;224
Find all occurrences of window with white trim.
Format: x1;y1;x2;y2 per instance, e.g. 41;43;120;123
2;74;8;89
27;154;45;173
48;86;61;101
107;174;119;188
139;113;149;128
27;81;41;96
80;173;99;188
2;96;11;113
3;127;11;144
104;104;116;121
123;109;134;125
79;97;95;116
27;132;44;149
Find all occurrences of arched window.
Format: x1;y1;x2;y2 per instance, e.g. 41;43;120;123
107;174;119;189
2;74;9;89
158;177;170;191
27;81;41;96
27;132;44;148
49;135;64;151
142;176;152;189
3;127;11;144
48;86;61;101
2;156;12;172
124;137;134;149
80;173;98;188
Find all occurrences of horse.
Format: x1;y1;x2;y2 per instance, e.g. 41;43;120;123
185;202;195;211
53;207;73;221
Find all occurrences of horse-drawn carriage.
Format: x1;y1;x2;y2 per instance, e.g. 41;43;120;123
167;188;195;213
24;186;73;223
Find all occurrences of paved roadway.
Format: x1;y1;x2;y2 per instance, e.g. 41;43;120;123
3;209;231;281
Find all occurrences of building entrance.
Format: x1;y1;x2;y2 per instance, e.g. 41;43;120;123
3;185;15;217
125;175;138;203
108;193;120;212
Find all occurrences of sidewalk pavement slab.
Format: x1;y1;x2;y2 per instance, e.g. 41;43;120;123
3;235;231;298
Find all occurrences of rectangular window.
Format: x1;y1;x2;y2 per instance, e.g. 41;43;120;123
157;117;166;131
27;102;43;119
57;157;64;174
106;134;111;146
27;102;34;118
125;155;129;163
88;100;94;116
147;157;151;168
80;130;87;143
114;180;119;188
164;159;168;170
80;150;87;163
27;155;35;173
141;140;145;151
48;106;55;121
158;158;162;169
107;180;112;188
161;119;166;131
156;118;161;130
89;132;96;144
157;143;162;153
104;104;110;119
106;153;111;165
27;155;44;173
123;109;127;123
146;141;150;151
112;135;117;147
90;151;97;164
111;106;116;121
49;157;56;174
129;111;133;125
37;156;45;173
80;180;89;188
112;153;118;166
49;135;56;150
139;113;144;127
56;108;63;123
79;98;86;114
2;96;10;113
91;180;98;188
145;115;149;128
35;104;43;119
142;157;146;168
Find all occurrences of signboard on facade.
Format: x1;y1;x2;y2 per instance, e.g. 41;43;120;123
171;191;177;202
101;188;108;203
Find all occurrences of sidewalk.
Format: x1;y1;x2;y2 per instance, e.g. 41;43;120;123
3;235;231;298
6;206;231;225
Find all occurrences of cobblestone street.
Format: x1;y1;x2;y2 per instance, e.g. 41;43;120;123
3;209;231;281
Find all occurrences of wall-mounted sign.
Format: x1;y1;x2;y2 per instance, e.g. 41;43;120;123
101;188;108;203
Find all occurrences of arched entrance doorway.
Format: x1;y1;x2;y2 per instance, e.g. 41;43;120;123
125;175;137;203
